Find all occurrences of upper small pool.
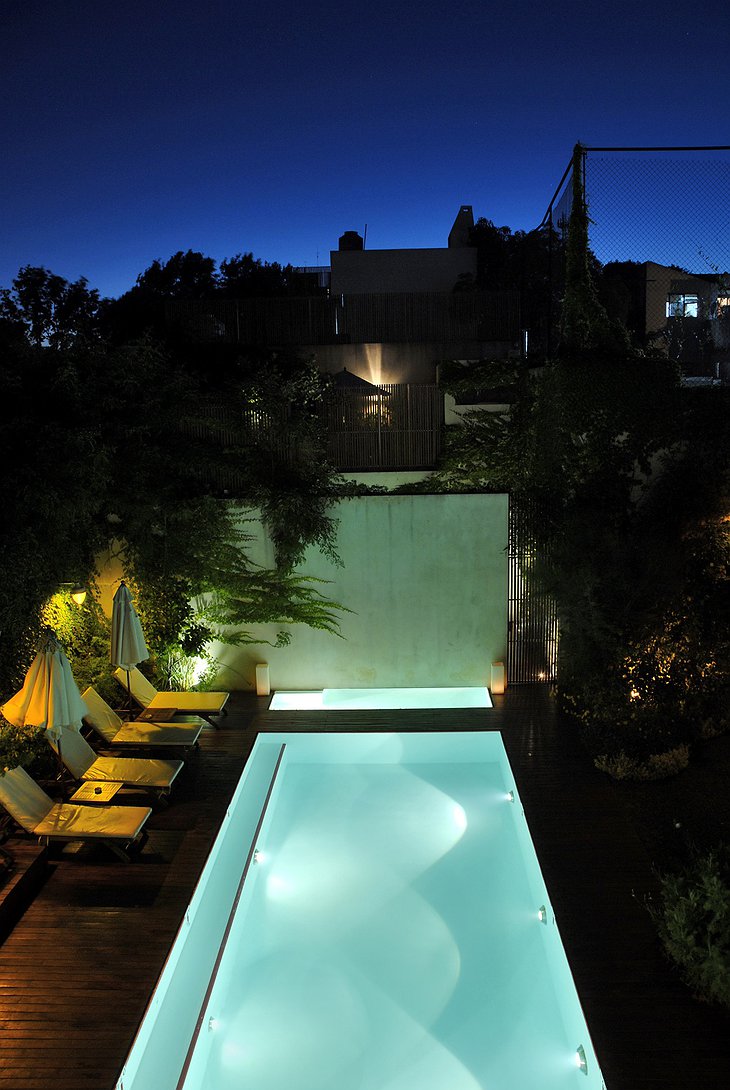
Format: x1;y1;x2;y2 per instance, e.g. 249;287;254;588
269;686;493;710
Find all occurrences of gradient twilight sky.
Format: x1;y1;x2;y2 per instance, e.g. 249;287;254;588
2;0;728;300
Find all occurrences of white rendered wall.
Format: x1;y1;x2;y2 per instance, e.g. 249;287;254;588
214;493;508;692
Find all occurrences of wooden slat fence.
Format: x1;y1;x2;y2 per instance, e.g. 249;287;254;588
325;384;442;469
179;386;443;477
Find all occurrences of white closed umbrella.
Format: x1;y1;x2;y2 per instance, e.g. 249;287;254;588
111;581;149;718
2;629;87;767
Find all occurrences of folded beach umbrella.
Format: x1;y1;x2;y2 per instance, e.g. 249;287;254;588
2;629;87;764
111;581;149;717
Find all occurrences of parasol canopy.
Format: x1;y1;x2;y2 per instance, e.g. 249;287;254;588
111;581;149;671
2;629;86;743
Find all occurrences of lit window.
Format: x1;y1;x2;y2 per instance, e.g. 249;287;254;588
716;296;730;318
666;293;699;318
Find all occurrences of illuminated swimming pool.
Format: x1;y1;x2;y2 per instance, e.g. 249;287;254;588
116;732;606;1090
269;686;493;710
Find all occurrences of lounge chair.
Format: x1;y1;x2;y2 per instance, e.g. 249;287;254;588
113;666;229;727
82;686;203;754
49;727;183;805
0;766;151;862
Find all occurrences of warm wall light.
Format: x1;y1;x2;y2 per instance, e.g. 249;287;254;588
70;585;87;606
255;663;270;697
490;662;506;695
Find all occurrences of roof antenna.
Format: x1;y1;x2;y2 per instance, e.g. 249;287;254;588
363;224;368;248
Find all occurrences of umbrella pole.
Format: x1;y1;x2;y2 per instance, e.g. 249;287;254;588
56;735;68;798
125;668;132;721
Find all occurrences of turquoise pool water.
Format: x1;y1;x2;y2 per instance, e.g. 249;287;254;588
116;732;605;1090
268;687;493;710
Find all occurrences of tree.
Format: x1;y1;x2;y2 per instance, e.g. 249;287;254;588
0;265;101;348
219;253;290;297
467;218;563;356
0;265;345;697
101;250;219;342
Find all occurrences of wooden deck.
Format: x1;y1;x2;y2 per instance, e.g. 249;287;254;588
0;687;728;1089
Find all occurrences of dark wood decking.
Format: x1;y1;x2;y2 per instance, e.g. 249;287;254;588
0;688;728;1090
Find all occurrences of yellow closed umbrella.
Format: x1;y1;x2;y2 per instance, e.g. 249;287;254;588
2;629;87;767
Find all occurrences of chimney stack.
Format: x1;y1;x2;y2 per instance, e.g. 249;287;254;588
339;230;364;251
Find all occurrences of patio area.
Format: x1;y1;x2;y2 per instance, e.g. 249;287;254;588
0;685;728;1090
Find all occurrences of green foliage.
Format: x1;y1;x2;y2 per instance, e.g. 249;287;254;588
651;847;730;1008
0;337;111;693
39;591;121;705
560;145;633;359
0;264;345;699
466;218;562;355
594;745;690;781
435;354;681;500
435;337;728;771
0;720;52;775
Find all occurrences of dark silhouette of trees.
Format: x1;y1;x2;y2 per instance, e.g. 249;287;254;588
0;266;101;348
466;217;563;356
101;249;324;344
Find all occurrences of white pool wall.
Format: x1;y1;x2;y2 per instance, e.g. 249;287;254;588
114;739;285;1090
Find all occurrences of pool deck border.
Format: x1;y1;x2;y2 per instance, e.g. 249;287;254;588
0;686;727;1089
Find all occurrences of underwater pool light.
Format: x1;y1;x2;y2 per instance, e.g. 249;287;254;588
507;790;515;803
575;1044;587;1074
538;904;547;924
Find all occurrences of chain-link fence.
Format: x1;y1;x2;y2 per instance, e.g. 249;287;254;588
541;145;730;378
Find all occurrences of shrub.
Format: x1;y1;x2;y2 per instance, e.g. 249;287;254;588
651;847;730;1009
594;744;690;781
0;719;56;778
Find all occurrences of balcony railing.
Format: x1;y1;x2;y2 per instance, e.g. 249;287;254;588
180;384;443;481
168;291;520;346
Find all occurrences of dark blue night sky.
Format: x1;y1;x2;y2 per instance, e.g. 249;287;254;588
2;0;728;298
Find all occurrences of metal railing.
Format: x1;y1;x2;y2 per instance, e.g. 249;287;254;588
167;290;519;346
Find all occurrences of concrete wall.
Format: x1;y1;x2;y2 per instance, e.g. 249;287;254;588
330;247;477;294
214;493;508;691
